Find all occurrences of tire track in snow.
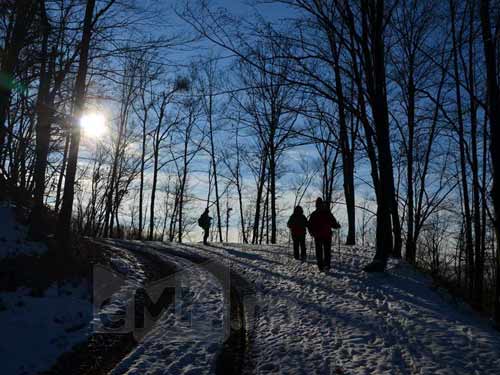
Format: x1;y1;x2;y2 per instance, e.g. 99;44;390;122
103;240;227;375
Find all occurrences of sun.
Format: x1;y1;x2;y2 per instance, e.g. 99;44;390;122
80;112;106;138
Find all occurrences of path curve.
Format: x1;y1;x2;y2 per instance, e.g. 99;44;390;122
105;240;255;375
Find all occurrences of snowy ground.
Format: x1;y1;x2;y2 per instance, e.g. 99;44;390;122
0;283;92;375
103;240;227;375
0;202;47;259
0;201;92;375
92;243;148;334
4;232;499;374
0;227;147;375
120;241;500;375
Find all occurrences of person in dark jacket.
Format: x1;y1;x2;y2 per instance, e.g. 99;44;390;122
287;205;308;261
198;208;212;245
307;197;340;272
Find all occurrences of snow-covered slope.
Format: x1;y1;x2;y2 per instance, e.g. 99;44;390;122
0;202;47;259
0;283;92;375
0;234;151;374
154;242;500;375
0;200;93;375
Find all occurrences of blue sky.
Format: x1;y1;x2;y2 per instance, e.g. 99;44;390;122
74;0;378;242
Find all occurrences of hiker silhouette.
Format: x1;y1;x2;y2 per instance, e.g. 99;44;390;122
307;197;340;272
198;208;212;245
287;205;308;261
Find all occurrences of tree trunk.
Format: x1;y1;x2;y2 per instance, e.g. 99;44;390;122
391;187;402;258
261;180;269;244
177;138;189;243
237;181;247;243
55;131;70;212
468;2;483;306
330;32;356;245
208;93;223;242
149;145;159;240
169;189;179;242
451;0;474;294
360;0;396;263
103;140;119;237
30;2;52;239
479;0;500;325
269;142;277;244
405;66;416;263
234;129;247;243
252;149;267;244
161;181;171;241
343;151;356;245
0;0;35;148
57;0;96;249
139;111;147;240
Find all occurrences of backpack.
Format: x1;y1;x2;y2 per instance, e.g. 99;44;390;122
198;214;209;228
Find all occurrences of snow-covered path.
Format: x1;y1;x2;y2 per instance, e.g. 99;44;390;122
158;243;500;375
105;241;228;375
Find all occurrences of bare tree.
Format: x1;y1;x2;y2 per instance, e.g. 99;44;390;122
133;54;159;239
103;52;141;237
58;0;99;249
235;42;300;244
199;59;224;242
147;90;175;240
172;78;204;243
222;117;249;243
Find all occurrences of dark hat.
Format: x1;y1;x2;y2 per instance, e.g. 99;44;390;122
294;206;303;214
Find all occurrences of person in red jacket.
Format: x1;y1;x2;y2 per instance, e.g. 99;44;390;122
287;205;308;261
307;197;340;272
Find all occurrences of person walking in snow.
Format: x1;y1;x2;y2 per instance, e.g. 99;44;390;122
198;208;212;245
287;205;308;261
307;197;341;272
